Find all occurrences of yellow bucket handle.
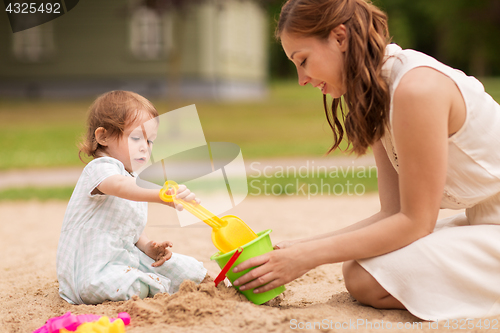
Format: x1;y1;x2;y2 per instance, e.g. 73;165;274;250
159;181;226;229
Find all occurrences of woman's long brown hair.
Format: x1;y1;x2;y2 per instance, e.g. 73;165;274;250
276;0;391;156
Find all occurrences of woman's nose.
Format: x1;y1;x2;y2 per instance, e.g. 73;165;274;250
298;71;310;86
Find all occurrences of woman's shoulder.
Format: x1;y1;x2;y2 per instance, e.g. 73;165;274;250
384;44;471;124
395;67;456;99
393;66;461;118
384;44;475;92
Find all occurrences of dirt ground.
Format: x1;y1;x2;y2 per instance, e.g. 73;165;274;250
1;194;496;333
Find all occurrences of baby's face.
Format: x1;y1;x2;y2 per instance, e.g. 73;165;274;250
106;110;158;173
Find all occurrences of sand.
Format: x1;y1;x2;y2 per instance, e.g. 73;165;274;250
1;194;497;333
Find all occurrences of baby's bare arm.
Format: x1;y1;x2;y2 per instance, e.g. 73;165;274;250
97;175;165;204
97;175;199;210
135;233;152;252
136;233;173;267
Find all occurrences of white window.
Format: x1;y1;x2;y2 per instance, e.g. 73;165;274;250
130;7;163;60
12;23;54;62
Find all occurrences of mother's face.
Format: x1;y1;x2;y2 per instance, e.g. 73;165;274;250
280;25;348;99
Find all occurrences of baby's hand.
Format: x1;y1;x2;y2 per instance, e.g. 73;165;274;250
144;240;173;267
170;184;201;211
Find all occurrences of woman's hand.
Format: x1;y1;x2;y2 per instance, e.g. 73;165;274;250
162;184;201;211
232;245;311;293
273;239;300;250
143;240;173;267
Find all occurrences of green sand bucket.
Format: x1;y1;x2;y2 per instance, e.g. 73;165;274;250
210;229;286;304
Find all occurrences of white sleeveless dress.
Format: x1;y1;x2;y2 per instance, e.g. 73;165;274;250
357;44;500;321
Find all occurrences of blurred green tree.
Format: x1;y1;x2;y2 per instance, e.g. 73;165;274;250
267;0;500;78
377;0;500;76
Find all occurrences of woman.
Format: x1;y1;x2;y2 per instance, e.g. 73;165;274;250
233;0;500;321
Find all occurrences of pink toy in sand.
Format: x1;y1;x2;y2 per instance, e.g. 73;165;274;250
32;311;130;333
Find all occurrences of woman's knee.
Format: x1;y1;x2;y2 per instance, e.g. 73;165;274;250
342;260;380;306
342;260;366;297
342;260;404;309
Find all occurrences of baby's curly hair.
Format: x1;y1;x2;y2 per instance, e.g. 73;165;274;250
79;90;159;162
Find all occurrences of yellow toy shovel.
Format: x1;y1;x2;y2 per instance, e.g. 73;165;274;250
159;181;258;253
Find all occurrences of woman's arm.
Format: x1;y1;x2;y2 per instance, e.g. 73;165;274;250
277;140;400;248
234;67;456;292
303;67;452;256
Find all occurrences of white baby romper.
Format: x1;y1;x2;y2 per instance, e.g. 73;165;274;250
358;44;500;321
57;156;207;304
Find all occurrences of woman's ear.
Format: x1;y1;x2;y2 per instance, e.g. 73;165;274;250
94;127;108;146
329;24;348;52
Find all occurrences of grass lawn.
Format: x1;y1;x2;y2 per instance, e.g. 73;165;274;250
481;77;500;102
1;78;499;200
2;78;499;171
0;171;379;201
0;186;75;201
0;81;340;170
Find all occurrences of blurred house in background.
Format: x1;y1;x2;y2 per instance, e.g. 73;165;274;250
0;0;268;100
